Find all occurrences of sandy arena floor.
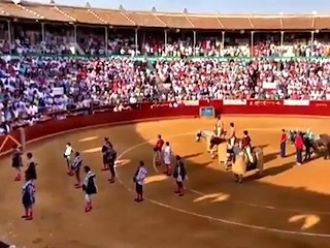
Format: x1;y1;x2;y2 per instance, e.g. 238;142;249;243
1;116;330;248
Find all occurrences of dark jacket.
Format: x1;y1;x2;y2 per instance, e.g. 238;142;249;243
12;149;23;168
83;171;97;195
26;161;37;180
173;160;186;181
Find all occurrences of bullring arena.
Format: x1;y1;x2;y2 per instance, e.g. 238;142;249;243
0;102;330;248
2;1;330;247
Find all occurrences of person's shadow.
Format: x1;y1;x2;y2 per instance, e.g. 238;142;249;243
263;161;296;176
263;152;279;163
183;153;203;159
245;161;295;181
0;241;9;248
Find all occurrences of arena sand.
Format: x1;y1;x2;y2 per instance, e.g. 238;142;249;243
0;116;330;248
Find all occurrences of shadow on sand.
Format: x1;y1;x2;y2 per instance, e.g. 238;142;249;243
114;120;330;248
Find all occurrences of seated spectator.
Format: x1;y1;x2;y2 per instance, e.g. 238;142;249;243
0;55;330;136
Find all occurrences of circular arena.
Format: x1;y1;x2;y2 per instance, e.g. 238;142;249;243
1;1;330;248
0;102;330;248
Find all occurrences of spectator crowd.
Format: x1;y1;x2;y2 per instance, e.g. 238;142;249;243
4;33;330;58
0;26;330;134
1;55;330;134
1;23;330;57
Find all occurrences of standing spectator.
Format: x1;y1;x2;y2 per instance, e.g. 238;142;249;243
0;121;10;135
133;161;147;202
101;137;112;171
21;172;36;221
70;152;83;188
153;134;164;166
163;141;172;176
64;142;74;174
107;145;117;184
280;129;287;158
25;152;37;182
295;132;304;165
82;166;97;213
173;155;186;197
12;145;23;181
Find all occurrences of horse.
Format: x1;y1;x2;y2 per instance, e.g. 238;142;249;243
196;129;216;143
196;130;226;159
199;128;239;170
312;134;330;159
217;137;241;170
232;146;264;183
209;136;227;159
288;130;297;144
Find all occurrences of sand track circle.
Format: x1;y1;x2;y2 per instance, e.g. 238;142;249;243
116;129;330;238
1;117;330;248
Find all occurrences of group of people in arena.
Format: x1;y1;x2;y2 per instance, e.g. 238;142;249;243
11;141;97;218
153;134;187;197
11;132;188;219
11;146;37;220
281;129;325;165
64;142;98;212
1;55;330;135
9;111;328;219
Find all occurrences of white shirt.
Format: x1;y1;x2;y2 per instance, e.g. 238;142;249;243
64;145;73;158
164;146;172;164
216;119;223;128
27;105;38;116
136;167;147;185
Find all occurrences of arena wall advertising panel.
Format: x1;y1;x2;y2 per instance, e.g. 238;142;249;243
223;99;247;105
283;99;310;106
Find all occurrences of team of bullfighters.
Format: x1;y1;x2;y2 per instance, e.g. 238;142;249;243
10;116;328;220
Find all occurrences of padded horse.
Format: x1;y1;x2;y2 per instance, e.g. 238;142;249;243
218;138;240;170
312;134;330;159
209;136;227;159
232;146;264;183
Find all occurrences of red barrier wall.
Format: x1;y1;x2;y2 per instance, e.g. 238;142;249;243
0;106;199;155
243;100;330;115
1;100;330;156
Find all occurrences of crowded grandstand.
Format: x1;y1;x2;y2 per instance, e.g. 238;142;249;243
1;0;330;134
